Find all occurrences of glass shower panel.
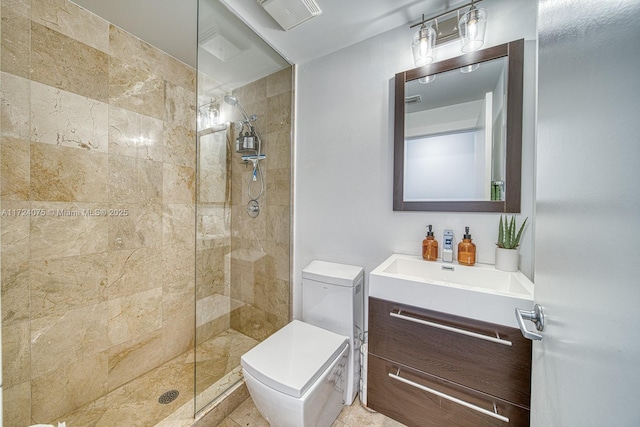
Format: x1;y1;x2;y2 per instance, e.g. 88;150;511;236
195;0;292;414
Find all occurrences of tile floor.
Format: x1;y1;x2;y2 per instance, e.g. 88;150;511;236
220;396;406;427
44;324;404;427
50;329;257;426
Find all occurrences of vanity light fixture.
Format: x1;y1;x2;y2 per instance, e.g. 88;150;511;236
197;99;220;130
411;15;436;67
459;0;488;52
410;0;487;61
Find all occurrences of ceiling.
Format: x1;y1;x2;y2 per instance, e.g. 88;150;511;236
72;0;472;68
405;56;506;113
219;0;470;65
197;0;291;94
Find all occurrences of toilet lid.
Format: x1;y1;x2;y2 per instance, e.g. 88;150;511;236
241;320;348;398
302;260;364;287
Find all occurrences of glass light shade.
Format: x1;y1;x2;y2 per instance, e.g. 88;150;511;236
459;7;487;53
207;105;220;126
460;64;480;73
412;24;436;67
198;103;220;130
419;75;436;84
197;109;203;129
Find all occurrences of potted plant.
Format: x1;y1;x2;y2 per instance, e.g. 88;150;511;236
495;215;528;272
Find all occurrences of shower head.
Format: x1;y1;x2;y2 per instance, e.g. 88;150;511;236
223;95;253;125
224;95;239;106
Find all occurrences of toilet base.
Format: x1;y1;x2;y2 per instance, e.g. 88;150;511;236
243;345;348;427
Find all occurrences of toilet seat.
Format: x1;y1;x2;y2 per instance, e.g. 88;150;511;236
241;320;348;398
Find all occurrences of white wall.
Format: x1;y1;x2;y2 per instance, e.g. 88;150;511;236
293;0;537;319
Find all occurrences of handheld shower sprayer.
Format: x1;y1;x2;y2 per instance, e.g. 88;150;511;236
225;95;259;143
224;95;265;213
223;95;238;106
224;95;253;124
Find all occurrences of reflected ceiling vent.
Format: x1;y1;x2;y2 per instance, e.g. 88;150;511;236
200;25;244;62
258;0;322;31
405;95;422;104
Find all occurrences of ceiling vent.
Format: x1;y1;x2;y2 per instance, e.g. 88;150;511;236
258;0;322;31
200;33;243;62
405;95;422;104
199;23;246;62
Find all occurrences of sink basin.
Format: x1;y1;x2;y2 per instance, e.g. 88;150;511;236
369;253;534;328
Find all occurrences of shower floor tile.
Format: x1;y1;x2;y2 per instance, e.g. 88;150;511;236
50;329;257;427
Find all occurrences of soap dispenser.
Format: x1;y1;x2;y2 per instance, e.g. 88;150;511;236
422;225;438;261
458;226;476;266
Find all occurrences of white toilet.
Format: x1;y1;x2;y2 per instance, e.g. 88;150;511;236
241;260;364;427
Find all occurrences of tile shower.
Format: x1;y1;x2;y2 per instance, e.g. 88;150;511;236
0;0;292;425
194;67;293;415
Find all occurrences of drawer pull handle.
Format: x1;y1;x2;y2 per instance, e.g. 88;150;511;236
390;310;512;346
389;370;510;423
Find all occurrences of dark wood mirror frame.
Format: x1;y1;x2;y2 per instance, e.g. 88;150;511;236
394;39;524;212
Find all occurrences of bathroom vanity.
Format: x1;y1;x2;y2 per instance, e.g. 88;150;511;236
367;254;533;426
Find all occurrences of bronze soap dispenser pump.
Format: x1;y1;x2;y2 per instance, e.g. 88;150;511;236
422;225;438;261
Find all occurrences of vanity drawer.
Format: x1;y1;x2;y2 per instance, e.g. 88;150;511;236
368;297;531;407
367;354;530;427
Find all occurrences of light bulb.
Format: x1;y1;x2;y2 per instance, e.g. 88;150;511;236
467;20;478;39
419;35;428;57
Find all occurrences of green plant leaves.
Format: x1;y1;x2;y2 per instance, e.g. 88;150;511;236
496;215;528;249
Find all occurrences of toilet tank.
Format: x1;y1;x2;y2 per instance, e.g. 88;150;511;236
302;260;364;404
302;260;363;338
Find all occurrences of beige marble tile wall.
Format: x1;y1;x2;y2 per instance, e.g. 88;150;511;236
195;107;231;346
228;68;292;342
0;0;196;424
195;71;232;361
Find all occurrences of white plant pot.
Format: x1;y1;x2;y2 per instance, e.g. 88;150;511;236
495;247;519;272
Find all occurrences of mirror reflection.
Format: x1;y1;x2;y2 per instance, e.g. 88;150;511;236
393;39;523;213
404;56;507;201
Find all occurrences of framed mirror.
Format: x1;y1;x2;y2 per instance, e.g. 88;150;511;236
394;39;524;212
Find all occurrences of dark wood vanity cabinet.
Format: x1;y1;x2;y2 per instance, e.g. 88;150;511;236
367;297;532;426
